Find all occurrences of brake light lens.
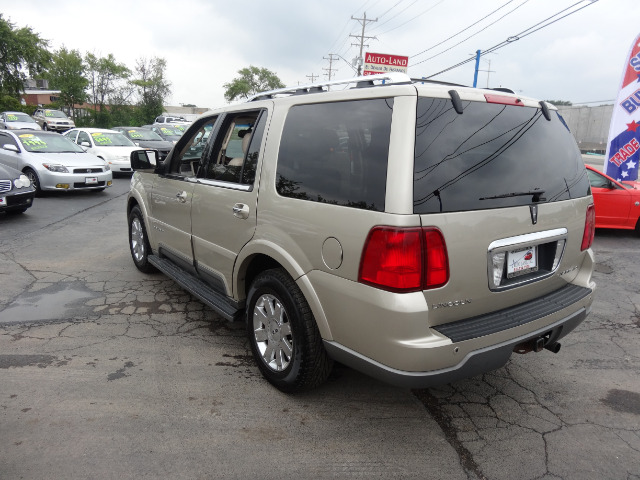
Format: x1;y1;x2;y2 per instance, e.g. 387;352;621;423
358;227;449;293
581;204;596;251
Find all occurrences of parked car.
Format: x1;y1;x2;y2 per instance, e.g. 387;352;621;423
0;130;112;193
32;108;75;132
0;163;35;214
127;73;595;393
585;165;640;234
64;128;139;174
111;127;173;162
146;124;183;144
154;115;188;124
0;111;42;131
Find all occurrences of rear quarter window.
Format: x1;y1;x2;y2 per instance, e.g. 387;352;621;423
414;98;591;214
276;98;393;211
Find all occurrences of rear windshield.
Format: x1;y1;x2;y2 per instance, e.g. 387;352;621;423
414;98;590;214
276;98;393;211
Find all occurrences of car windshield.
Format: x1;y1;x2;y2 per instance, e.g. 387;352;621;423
6;113;36;123
157;126;182;138
90;131;135;147
126;129;163;141
18;133;84;153
44;110;68;119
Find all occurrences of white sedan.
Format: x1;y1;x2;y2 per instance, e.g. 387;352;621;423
64;128;140;174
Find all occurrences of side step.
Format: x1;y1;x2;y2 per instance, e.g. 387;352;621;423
148;255;242;321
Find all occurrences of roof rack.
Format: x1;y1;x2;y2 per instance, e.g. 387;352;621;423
247;72;413;102
410;77;467;88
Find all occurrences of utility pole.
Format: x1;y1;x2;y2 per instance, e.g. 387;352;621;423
306;73;319;83
350;12;377;76
323;54;340;81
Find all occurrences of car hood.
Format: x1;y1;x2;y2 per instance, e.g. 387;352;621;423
7;122;41;130
26;151;106;167
133;140;173;150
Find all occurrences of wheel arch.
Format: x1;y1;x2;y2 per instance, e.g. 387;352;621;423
235;247;333;341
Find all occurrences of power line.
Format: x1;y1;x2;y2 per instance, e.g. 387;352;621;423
421;0;599;78
410;0;520;61
374;0;447;37
350;12;378;75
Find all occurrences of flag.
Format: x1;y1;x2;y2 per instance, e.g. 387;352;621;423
604;33;640;181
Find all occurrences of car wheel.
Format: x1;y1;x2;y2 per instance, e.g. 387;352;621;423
635;217;640;237
23;168;42;196
246;268;333;393
128;205;156;273
42;123;48;131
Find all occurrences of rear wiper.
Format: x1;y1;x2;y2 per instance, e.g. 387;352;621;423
480;189;546;202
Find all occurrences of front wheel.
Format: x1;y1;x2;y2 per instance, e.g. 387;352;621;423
128;205;156;273
23;168;42;196
246;268;333;393
42;123;49;131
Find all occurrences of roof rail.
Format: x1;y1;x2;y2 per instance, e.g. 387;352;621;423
247;72;413;102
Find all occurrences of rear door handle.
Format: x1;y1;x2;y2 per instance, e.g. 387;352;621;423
233;203;250;219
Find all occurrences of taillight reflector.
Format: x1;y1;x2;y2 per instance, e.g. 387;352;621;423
581;204;596;251
358;227;449;293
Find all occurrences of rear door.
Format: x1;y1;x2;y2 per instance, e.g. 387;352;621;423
191;108;269;296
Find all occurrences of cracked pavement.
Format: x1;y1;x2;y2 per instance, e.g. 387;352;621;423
1;185;639;479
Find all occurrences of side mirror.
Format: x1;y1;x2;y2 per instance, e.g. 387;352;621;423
131;149;159;172
80;141;91;147
2;144;19;153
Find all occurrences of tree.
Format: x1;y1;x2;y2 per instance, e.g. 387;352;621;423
131;57;171;124
223;66;285;102
45;47;88;121
85;53;130;114
0;15;51;98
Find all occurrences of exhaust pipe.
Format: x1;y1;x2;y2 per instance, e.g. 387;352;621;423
544;342;561;354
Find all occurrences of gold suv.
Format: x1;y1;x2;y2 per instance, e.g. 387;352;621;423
127;74;596;392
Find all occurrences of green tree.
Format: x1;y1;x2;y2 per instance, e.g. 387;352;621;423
0;15;51;98
223;65;285;102
45;47;88;121
85;52;130;124
131;57;171;124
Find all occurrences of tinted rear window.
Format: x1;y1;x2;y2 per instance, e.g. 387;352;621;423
276;98;393;211
414;98;590;214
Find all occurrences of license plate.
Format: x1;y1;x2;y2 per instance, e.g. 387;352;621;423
85;177;98;184
507;246;538;278
0;197;5;206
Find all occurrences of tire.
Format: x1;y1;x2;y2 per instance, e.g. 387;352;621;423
23;168;42;196
635;217;640;237
128;205;156;273
43;123;48;131
246;268;333;393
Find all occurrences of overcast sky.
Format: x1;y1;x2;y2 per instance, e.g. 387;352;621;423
3;0;638;108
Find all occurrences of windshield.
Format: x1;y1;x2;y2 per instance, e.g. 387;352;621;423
413;98;591;213
156;126;182;139
91;132;135;147
6;113;36;123
18;133;84;153
126;129;163;141
44;110;68;119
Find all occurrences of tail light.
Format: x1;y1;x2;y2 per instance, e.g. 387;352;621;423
358;227;449;293
581;204;596;251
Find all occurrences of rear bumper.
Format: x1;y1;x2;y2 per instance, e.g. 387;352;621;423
324;305;589;388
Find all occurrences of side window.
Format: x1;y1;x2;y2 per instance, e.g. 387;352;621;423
0;133;18;149
77;131;91;145
276;99;393;211
203;110;263;184
64;130;78;142
167;116;218;176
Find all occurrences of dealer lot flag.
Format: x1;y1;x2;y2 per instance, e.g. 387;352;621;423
604;33;640;181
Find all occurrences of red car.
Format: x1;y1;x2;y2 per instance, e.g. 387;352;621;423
585;165;640;234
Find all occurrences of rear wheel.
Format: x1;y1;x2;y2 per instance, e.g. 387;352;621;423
246;268;333;393
42;123;49;131
128;205;156;273
635;217;640;237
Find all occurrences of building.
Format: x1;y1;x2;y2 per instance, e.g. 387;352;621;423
556;104;613;154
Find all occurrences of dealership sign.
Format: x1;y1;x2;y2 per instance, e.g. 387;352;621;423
363;52;408;76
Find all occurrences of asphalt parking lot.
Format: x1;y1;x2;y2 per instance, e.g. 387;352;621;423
0;173;639;480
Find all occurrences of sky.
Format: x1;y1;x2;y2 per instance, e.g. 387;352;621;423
2;0;639;109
